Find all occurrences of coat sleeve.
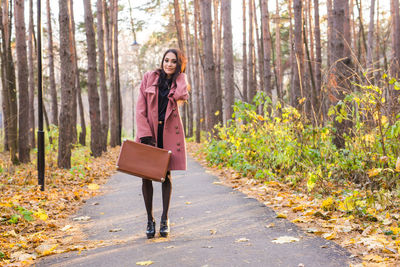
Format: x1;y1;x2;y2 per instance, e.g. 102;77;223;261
171;73;189;101
135;73;153;139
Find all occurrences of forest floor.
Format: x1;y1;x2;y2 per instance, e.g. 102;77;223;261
187;142;400;267
0;145;120;266
0;141;398;266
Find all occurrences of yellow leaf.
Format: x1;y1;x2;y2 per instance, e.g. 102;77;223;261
368;168;381;177
136;260;154;266
214;110;220;116
363;254;385;263
321;197;335;211
88;183;100;190
298;97;306;104
185;202;192;205
276;213;287;219
292;205;304;212
322;231;336;240
257;115;264;121
34;208;48;221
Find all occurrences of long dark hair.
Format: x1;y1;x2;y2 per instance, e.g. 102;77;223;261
157;48;187;89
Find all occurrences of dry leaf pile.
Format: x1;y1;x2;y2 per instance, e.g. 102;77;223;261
188;142;400;266
0;146;120;266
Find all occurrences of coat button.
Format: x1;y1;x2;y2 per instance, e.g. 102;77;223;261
176;131;179;134
174;114;177;117
177;148;181;152
173;107;176;111
177;142;180;146
175;126;178;129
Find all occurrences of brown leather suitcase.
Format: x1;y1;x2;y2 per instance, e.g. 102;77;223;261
116;139;171;182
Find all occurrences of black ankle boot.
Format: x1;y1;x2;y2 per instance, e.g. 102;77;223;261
146;220;156;239
160;219;170;237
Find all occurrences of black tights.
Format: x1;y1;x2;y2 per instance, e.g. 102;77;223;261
142;171;172;222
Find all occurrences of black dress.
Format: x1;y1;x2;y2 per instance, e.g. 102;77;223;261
157;78;172;149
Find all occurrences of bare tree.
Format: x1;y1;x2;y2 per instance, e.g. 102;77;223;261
97;0;109;151
69;0;79;144
213;0;223;123
274;0;282;101
248;0;256;102
83;0;102;157
222;0;234;121
314;0;322;116
331;0;352;149
109;0;122;147
14;0;30;162
242;0;248;102
28;0;35;148
46;0;58;127
292;0;304;110
174;0;185;53
200;0;218;132
183;0;193;136
58;0;74;168
367;0;376;70
194;0;201;142
260;0;272;100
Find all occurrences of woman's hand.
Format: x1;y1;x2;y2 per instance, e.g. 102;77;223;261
140;136;155;146
170;73;189;101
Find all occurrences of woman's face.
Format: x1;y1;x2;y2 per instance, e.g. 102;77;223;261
163;52;177;78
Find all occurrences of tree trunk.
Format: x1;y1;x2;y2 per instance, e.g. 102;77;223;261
274;0;282;102
292;0;304;110
1;1;18;163
83;0;102;157
174;0;187;133
77;86;86;146
174;0;185;53
288;0;295;107
260;0;272;101
69;0;78;143
213;0;223;124
46;0;57;127
222;0;234;121
104;0;115;146
194;0;201;142
331;0;352;149
58;0;74;168
327;0;333;67
183;0;193;136
98;0;109;152
253;0;263;108
28;0;35;148
248;0;256;102
15;0;30;163
314;0;322;117
367;0;376;70
200;0;218;133
242;0;248;102
110;0;121;147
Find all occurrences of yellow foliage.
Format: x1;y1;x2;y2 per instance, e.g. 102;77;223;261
34;209;48;221
321;197;335;211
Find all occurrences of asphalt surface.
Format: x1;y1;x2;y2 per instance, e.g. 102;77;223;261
36;156;354;267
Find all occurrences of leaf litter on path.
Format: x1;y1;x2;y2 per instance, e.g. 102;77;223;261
272;236;300;244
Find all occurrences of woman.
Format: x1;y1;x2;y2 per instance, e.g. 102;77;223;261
135;48;189;238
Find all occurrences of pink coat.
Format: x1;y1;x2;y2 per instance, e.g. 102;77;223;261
135;70;189;170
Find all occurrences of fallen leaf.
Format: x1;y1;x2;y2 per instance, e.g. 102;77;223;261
185;201;192;205
322;232;336;240
61;225;72;231
265;223;275;228
209;229;217;235
235;237;249;243
212;181;223;185
109;228;123;232
363;254;385;263
73;216;91;221
136;260;154;266
88;183;100;190
276;213;287;219
272;236;300;244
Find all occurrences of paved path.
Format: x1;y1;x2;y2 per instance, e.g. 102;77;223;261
37;157;354;267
